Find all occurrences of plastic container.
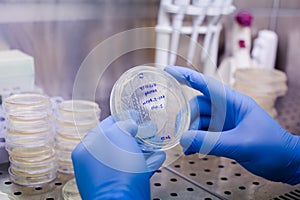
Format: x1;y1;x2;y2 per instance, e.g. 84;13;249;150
110;66;190;151
55;100;100;174
234;68;287;96
8;167;56;186
4;93;56;186
4;93;52;121
233;68;287;118
57;100;100;125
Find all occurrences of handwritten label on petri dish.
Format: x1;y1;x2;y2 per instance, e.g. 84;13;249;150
139;83;165;110
161;135;171;141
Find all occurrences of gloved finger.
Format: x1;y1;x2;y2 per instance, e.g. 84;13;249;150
111;109;140;123
189;116;210;130
145;151;166;176
114;119;139;137
180;130;237;159
98;115;115;128
85;119;139;154
164;66;226;100
79;118;147;173
137;121;158;140
190;95;211;121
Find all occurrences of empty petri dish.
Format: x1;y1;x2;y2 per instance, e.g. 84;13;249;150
56;121;96;139
62;178;81;200
10;155;57;175
4;93;52;121
8;167;56;186
57;100;100;125
57;161;74;174
0;192;17;200
6;143;54;158
6;117;53;133
110;66;190;151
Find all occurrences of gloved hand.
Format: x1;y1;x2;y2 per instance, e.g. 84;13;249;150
72;115;166;200
165;66;300;185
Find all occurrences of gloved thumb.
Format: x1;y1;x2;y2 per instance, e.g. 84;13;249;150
180;130;234;158
146;151;166;176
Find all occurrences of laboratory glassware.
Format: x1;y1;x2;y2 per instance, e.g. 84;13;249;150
4;93;56;186
110;66;190;151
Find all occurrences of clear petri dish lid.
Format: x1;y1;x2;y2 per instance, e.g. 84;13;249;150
57;100;100;113
62;178;81;200
10;163;57;177
6;143;54;158
58;162;74;174
4;93;50;107
0;192;17;200
8;167;56;186
56;121;95;135
110;66;190;151
11;149;56;163
4;93;52;120
5;130;54;147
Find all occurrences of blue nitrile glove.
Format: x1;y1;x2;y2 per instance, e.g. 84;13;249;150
165;66;300;185
71;115;166;200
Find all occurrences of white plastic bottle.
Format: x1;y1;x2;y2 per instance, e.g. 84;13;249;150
231;9;253;69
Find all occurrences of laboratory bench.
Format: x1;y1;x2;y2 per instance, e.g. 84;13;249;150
0;86;300;200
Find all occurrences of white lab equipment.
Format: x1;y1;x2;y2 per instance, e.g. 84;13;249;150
0;50;34;94
0;49;35;165
217;9;254;85
169;0;190;66
187;0;211;65
252;30;278;69
110;66;190;151
155;0;235;76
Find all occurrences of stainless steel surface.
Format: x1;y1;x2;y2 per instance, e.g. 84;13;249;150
0;163;73;200
276;87;300;134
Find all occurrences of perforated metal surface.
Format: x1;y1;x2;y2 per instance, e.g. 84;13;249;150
0;163;72;200
276;87;300;135
1;87;300;200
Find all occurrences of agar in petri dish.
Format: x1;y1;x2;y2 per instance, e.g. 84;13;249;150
110;66;190;151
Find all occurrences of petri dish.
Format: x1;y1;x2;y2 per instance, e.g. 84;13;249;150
57;161;74;174
4;93;52;121
0;192;17;200
6;143;54;158
110;66;190;151
6;117;53;133
62;178;81;200
8;167;56;186
57;100;100;125
10;155;57;174
56;121;96;139
234;68;288;96
12;149;56;163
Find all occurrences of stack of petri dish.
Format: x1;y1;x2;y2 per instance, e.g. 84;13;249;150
233;68;287;117
55;100;100;174
4;93;56;186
